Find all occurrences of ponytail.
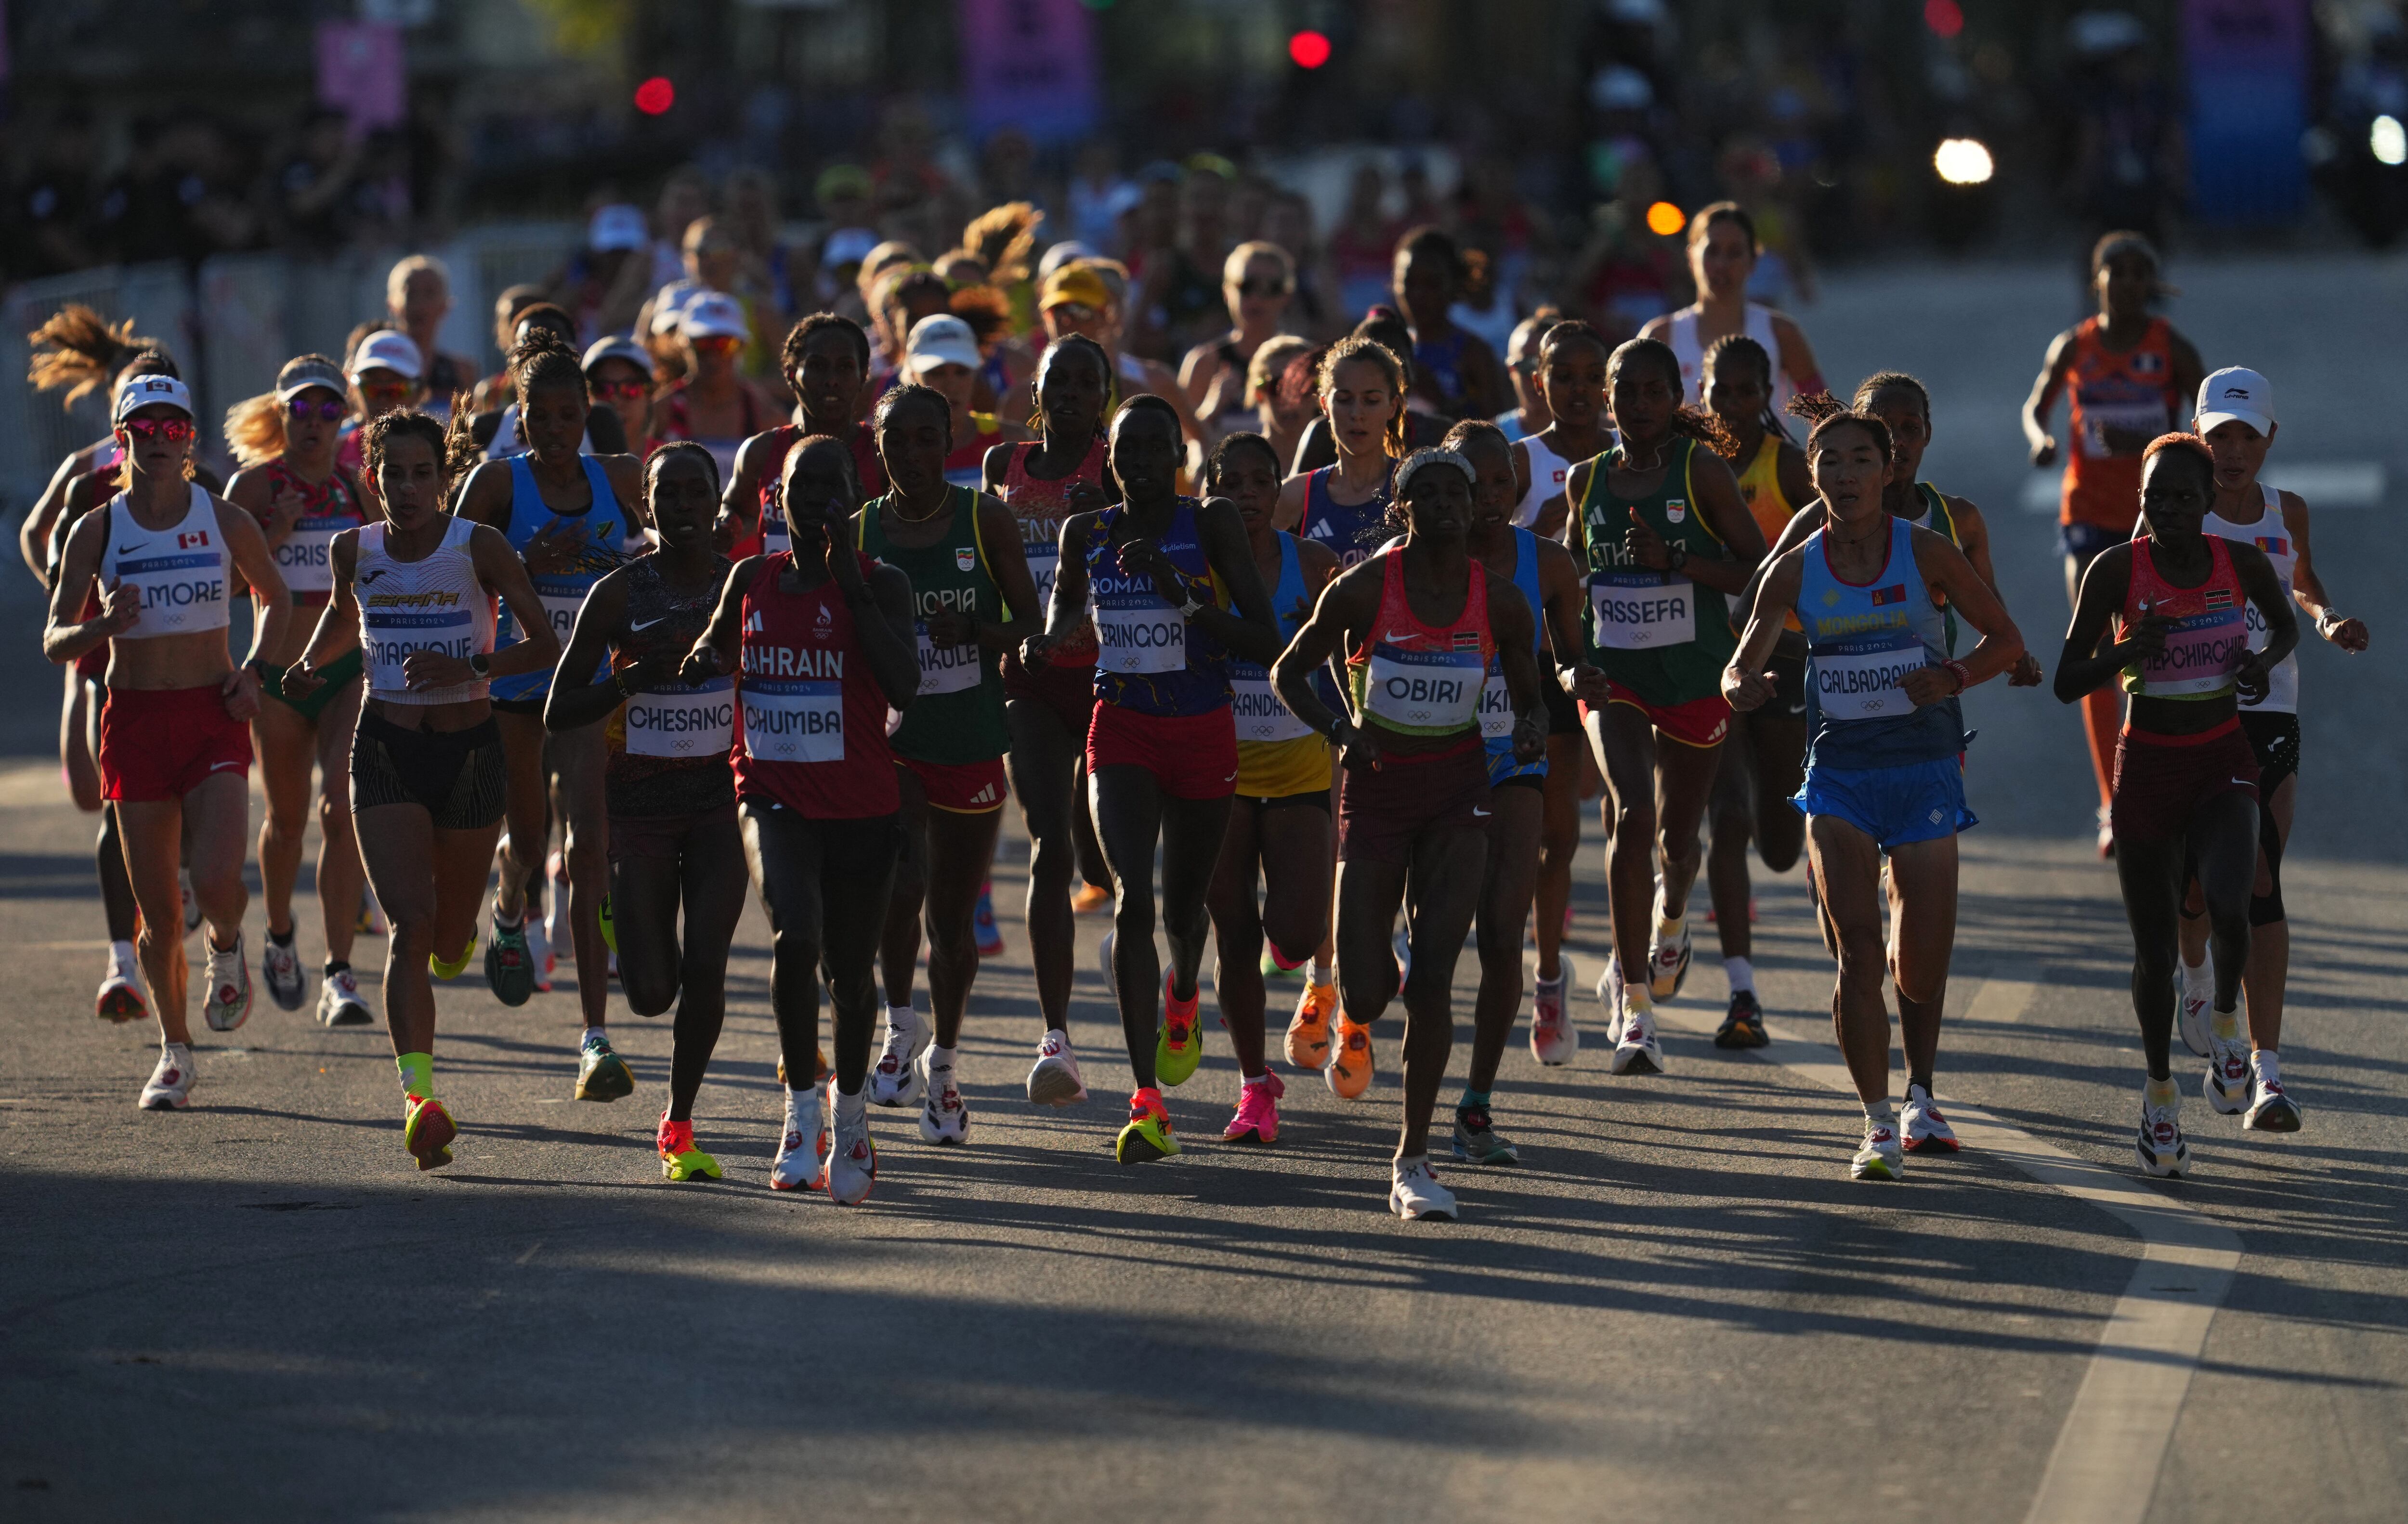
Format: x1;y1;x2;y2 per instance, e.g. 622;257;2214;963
28;305;164;409
224;392;287;470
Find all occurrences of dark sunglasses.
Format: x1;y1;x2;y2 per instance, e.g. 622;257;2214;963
121;417;196;442
592;378;651;402
1235;278;1292;299
287;396;347;422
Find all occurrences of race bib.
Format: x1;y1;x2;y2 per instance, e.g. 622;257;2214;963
1094;602;1186;674
1811;635;1926;721
762;506;790;557
1362;644;1484;731
2081;402;2170;455
625;677;735;758
741;678;844;763
1478;663;1516;740
916;624;982;696
1230;662;1311;743
275;519;343;593
1589;571;1695;650
2131;609;2247;696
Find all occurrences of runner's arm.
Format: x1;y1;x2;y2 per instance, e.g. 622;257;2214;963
218;497;293;667
470;522;563;681
1270;559;1376;755
1722;548;1806;713
456;460;514;530
21;450;88;583
41;512;127;664
541;571;635;733
1272;469;1309;534
1021;512;1096;664
2053;545;2142;703
1905;527;2024;702
1489;570;1548;764
1775;440;1814;512
1534;537;1607;700
858;560;924;711
602;455;649;537
1768;312;1826;399
684;555;761;683
1677;449;1766;597
2228;541;2300;704
1192;495;1282;665
720;432;769;547
285;530;364;691
1946;495;2044;685
2280;493;2368;651
975;494;1043;653
2022;328;2076;467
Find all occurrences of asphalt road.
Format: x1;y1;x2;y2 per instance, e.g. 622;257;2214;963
2;255;2403;1523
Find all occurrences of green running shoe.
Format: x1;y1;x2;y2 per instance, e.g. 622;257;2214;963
430;933;476;981
1154;971;1204;1088
404;1095;457;1171
1115;1091;1179;1164
1451;1106;1522;1166
485;918;535;1007
599;893;618;954
576;1034;634;1102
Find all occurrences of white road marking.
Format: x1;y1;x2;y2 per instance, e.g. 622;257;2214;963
1654;978;2240;1524
2020;460;2386;513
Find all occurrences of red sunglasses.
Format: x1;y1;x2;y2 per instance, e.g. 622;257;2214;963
592;378;651;402
120;417;196;443
689;334;743;354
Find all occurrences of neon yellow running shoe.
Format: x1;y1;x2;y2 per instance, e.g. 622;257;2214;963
599;892;617;954
430;934;476;981
657;1111;721;1182
1154;972;1204;1088
404;1095;456;1171
1115;1088;1179;1164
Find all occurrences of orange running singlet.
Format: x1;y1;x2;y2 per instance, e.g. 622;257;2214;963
2061;315;2181;532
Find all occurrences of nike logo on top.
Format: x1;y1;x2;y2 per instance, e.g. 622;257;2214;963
1386;630;1416;641
630;617;667;632
1471;807;1491;817
118;544;142;555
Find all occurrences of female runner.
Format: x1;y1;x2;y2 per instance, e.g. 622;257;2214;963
455;330;644;1094
2055;434;2292;1176
1178;241;1297;445
224;355;378;1024
1638;202;1824;409
2172;368;2365;1132
1566;339;1764;1070
281;411;556;1167
44;375;291;1109
1697;334;1811;1047
1391;227;1509;422
655;292;772;489
2022;232;2205;854
1450;421;1594;1162
583;336;663;461
547;443;747;1180
983;335;1119;1102
1021;395;1278;1164
1271;448;1545;1219
903;313;1030;489
685;434;920;1204
722;314;885;559
1203;431;1339;1147
856;385;1041;1144
1726;395;2023;1179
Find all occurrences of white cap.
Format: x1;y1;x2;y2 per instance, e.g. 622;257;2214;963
589;203;649;252
680;290;750;342
350;330;423;381
113;373;194;423
905;313;982;373
2196;366;2274;437
821;227;880;268
583;335;651;373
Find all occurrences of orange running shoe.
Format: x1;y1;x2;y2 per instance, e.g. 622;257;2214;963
1286;978;1335;1070
1071;883;1112;915
1325;1016;1373;1100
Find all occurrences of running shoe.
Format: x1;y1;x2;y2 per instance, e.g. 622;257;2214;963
1389;1158;1457;1221
598;892;617;954
262;934;305;1012
526;920;552;994
1392;923;1412;981
2244;1073;2302;1133
180;868;200;935
1851;1115;1905;1180
202;936;251;1033
2176;960;2214;1058
2095;804;2116;860
777;1048;832;1089
1286;978;1336;1070
1259;944;1307;979
1647;917;1691;1000
1096;930;1115;987
1222;1073;1283;1144
868;1007;929;1108
1026;1028;1088;1106
2136;1089;2190;1177
1530;956;1576;1066
1714;990;1769;1049
1155;972;1204;1088
1703;896;1759;925
1451;1107;1520;1166
405;1094;457;1171
770;1086;826;1191
824;1087;877;1205
2204;1030;2252;1115
657;1111;721;1182
1325;1016;1374;1099
575;1032;634;1102
95;963;146;1024
1609;1000;1663;1076
484;917;535;1007
430;932;475;981
544;850;570;951
1901;1082;1959;1154
1115;1089;1178;1163
1596;956;1627;1045
358;885;389;937
138;1043;196;1110
1072;883;1111;915
918;1048;969;1145
316;966;374;1027
973;881;1004;957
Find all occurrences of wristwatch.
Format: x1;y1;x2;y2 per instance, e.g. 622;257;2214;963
1177;592;1205;620
1665;540;1689;573
470;651;492;677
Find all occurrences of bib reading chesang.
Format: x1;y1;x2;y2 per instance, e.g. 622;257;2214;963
915;625;982;695
1230;662;1311;743
1093;600;1186;674
1363;644;1485;731
742;677;844;763
625;676;735;758
1589;570;1695;650
1813;631;1925;721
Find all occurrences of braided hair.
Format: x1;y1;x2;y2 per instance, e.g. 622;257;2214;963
1204;430;1282;490
1608;339;1741;457
1784;389;1892;463
509;326;588;406
1702;333;1793;448
1852;370;1930;423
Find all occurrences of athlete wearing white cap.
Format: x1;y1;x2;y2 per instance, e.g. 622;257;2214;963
658;291;772;488
909;313;1032;489
2165;367;2367;1133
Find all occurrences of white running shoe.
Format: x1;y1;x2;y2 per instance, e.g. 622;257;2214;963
918;1048;968;1145
2176;957;2214;1058
1388;1157;1457;1221
203;936;252;1033
2137;1088;2191;1177
770;1085;825;1191
1026;1027;1088;1105
1596;956;1627;1045
261;935;305;1012
1529;957;1577;1067
543;851;571;952
1647;917;1691;1000
315;966;374;1027
95;961;147;1024
139;1043;196;1110
1901;1082;1959;1154
1097;930;1115;987
360;884;390;937
180;868;201;935
1392;922;1413;981
2244;1071;2302;1133
2204;1029;2251;1115
868;1007;929;1107
824;1085;876;1205
1609;999;1663;1076
526;920;553;994
1852;1114;1906;1180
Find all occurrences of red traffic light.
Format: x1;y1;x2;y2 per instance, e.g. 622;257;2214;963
634;76;675;116
1923;0;1963;39
1289;30;1332;69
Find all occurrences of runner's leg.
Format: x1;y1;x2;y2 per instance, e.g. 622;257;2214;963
552;727;611;1030
1806;812;1891;1106
667;815;748;1123
1532;733;1582;980
877;764;930;1015
311;679;366;972
1397;822;1487;1161
1093;762;1169;1086
253;697;315;944
1205;798;1270;1074
118;799;191;1042
1006;700;1078;1033
1885;834;1960;1094
1466;783;1544;1097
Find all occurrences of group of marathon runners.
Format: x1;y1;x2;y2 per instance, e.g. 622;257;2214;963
24;206;2365;1218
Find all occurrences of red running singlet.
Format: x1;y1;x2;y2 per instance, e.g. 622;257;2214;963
732;551;901;819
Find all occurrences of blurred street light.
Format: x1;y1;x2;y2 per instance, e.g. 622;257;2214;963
1289;31;1332;69
634;76;676;116
1644;200;1685;235
2373;115;2408;168
1934;137;1995;185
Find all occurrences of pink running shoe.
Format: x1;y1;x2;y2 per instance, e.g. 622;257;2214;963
1222;1072;1285;1144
